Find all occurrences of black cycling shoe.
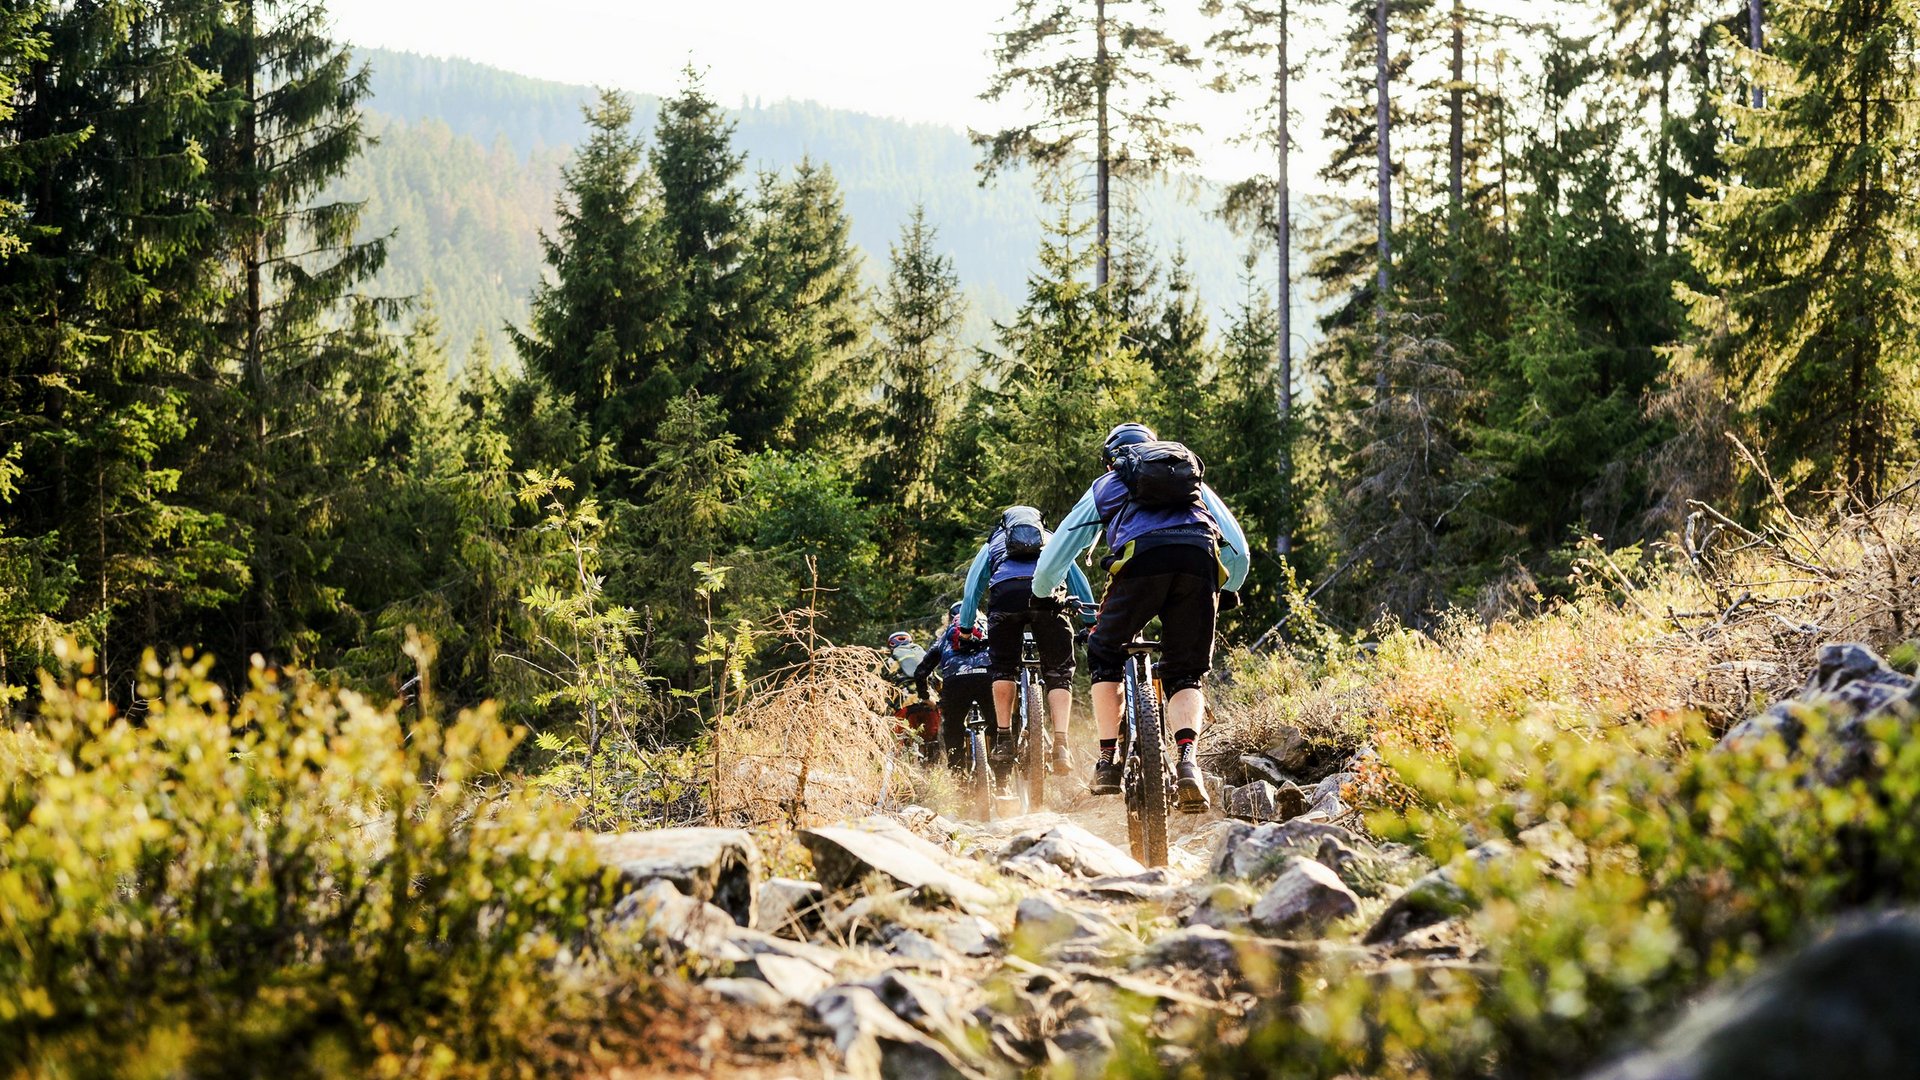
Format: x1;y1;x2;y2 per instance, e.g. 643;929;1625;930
1050;741;1072;775
1091;759;1123;795
1175;759;1210;813
989;731;1017;767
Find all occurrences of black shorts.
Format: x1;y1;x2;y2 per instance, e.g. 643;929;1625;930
935;673;994;768
985;583;1075;691
1087;552;1219;693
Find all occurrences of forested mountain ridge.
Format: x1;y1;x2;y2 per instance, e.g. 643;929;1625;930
340;47;1254;358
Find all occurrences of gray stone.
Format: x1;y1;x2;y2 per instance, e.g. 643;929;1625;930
1224;780;1311;823
799;825;994;910
1716;644;1920;783
999;822;1146;880
1046;1016;1115;1077
592;827;765;926
1014;894;1113;950
1185;881;1259;930
703;977;787;1009
928;913;1003;958
609;879;749;963
883;928;958;966
1212;819;1362;881
726;925;846;971
1239;754;1293;787
1307;772;1355;819
755;876;824;939
812;984;982;1080
1266;725;1312;772
1585;914;1920;1080
1249;856;1360;935
1062;870;1179;904
1363;840;1511;945
737;951;836;1003
1142;924;1245;972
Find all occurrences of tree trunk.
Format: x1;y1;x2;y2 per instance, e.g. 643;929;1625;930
1096;0;1111;289
1750;0;1765;108
1656;1;1672;256
1448;0;1463;248
1276;0;1293;560
1375;0;1392;307
242;0;272;660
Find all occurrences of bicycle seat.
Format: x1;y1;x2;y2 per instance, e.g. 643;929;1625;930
1125;639;1163;653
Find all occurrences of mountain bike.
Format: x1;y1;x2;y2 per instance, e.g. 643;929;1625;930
1010;629;1050;813
964;702;994;822
1120;637;1172;868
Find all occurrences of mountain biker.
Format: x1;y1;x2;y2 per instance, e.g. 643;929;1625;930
1031;423;1250;811
885;630;925;689
914;603;995;769
957;506;1097;775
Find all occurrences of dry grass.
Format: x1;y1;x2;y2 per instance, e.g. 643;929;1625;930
1209;464;1920;809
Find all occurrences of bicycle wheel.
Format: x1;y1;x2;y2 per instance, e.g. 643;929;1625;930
1130;661;1170;868
1021;670;1047;812
966;708;993;822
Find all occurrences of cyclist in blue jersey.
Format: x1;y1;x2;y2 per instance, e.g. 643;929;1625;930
1031;423;1250;810
914;603;995;769
957;506;1097;775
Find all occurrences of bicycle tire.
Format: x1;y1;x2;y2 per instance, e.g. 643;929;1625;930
1021;670;1047;812
1131;661;1170;868
968;717;993;822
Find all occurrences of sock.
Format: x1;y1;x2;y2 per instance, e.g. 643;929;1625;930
1098;738;1118;765
1175;729;1197;761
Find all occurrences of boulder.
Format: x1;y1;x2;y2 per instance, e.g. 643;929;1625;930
1363;840;1511;945
928;912;1003;958
799;825;995;910
1238;754;1294;787
883;927;959;966
1306;772;1355;819
813;984;983;1080
1185;881;1259;930
999;822;1146;880
609;879;749;963
1717;643;1920;783
1586;914;1920;1080
1265;725;1312;772
592;827;764;927
1211;819;1362;882
737;951;836;1003
1224;780;1311;823
1014;894;1114;950
1062;870;1179;905
1142;924;1247;973
1249;857;1360;935
755;876;825;939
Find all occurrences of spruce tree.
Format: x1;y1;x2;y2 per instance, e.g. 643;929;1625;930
975;0;1200;288
865;207;968;578
1682;0;1920;502
511;89;677;468
194;0;396;665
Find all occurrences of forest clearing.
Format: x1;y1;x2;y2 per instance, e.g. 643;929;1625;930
3;0;1920;1077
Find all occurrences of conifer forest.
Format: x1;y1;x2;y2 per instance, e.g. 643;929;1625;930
2;0;1920;1077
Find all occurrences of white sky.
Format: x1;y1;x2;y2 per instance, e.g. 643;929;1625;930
325;0;1596;187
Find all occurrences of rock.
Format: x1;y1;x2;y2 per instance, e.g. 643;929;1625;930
799;825;995;910
1062;870;1179;904
1238;754;1294;787
883;927;958;966
1046;1016;1115;1077
1212;819;1362;881
610;879;749;963
928;913;1003;958
1185;881;1259;930
999;822;1147;880
726;925;846;971
1585;913;1920;1080
1142;924;1244;972
812;984;983;1080
703;977;788;1009
737;951;836;1003
1266;725;1312;772
592;827;765;927
1224;780;1311;823
1014;894;1113;950
1307;772;1355;819
755;876;824;939
1364;840;1511;945
1249;857;1360;935
1716;644;1920;782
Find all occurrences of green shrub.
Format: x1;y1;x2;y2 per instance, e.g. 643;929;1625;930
1167;707;1920;1079
0;644;603;1078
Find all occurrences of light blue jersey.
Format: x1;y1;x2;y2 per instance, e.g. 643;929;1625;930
1033;480;1251;597
958;531;1096;629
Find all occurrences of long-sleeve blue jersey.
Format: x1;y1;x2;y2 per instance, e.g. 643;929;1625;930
1032;480;1251;598
958;533;1096;629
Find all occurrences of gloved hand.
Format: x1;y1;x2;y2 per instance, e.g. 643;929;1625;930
1219;589;1242;613
1074;627;1091;646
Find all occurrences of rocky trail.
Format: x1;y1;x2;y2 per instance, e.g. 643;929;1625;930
585;736;1470;1080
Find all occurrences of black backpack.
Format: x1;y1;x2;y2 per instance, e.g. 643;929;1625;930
1001;506;1046;559
1113;441;1205;509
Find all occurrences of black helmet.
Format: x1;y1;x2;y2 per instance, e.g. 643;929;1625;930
1103;422;1156;467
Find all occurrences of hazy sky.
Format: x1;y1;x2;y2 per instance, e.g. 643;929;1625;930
324;0;1592;185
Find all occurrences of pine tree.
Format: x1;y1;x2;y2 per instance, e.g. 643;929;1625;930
1682;0;1920;502
745;159;868;452
865;207;968;578
975;0;1200;287
1206;272;1293;624
1137;252;1214;443
511;88;677;468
